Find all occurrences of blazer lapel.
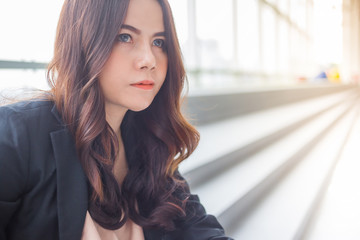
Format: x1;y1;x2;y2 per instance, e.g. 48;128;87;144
50;106;88;240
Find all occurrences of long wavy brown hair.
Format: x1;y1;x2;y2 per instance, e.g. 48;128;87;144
47;0;199;231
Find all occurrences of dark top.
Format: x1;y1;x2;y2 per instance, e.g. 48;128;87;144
0;100;233;240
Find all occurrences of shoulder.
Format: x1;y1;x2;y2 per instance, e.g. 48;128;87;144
0;100;54;121
0;101;55;198
0;100;61;159
0;100;59;131
0;100;63;225
0;98;58;144
0;99;65;196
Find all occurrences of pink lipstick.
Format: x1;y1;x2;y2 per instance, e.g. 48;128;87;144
131;80;154;90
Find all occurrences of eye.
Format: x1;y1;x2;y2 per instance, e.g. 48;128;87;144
153;39;165;48
116;34;132;43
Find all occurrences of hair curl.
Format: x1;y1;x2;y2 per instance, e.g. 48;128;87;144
47;0;199;230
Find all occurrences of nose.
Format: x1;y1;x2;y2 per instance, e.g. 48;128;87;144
135;42;156;71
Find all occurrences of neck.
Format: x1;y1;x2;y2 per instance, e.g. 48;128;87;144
104;103;128;134
103;103;129;184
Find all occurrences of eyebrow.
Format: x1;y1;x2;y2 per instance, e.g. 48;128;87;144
121;24;166;37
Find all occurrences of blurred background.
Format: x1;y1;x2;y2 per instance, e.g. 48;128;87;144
1;0;360;239
171;0;354;91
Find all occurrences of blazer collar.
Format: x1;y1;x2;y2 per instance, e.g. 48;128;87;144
50;105;88;240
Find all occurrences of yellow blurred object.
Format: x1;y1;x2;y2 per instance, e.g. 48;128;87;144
326;67;341;83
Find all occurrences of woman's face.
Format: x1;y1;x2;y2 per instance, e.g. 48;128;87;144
99;0;168;114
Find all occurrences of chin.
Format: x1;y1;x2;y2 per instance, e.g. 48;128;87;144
129;101;153;112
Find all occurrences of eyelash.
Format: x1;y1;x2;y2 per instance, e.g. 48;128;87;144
116;34;166;49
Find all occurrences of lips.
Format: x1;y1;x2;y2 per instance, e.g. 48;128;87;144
131;80;154;90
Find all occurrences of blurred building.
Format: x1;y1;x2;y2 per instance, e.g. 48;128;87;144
168;0;359;91
342;0;360;84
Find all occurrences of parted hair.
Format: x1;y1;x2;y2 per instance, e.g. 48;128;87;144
47;0;199;231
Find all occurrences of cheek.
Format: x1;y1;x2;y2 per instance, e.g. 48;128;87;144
102;46;130;77
100;55;129;88
158;56;168;79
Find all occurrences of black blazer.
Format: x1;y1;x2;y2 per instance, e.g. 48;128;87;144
0;101;233;240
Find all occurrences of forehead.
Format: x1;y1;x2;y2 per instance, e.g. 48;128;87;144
123;0;164;32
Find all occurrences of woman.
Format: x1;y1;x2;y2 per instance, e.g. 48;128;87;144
0;0;233;239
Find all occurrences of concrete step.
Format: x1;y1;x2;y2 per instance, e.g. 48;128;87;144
180;89;358;188
303;104;360;240
189;95;356;220
229;98;359;240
